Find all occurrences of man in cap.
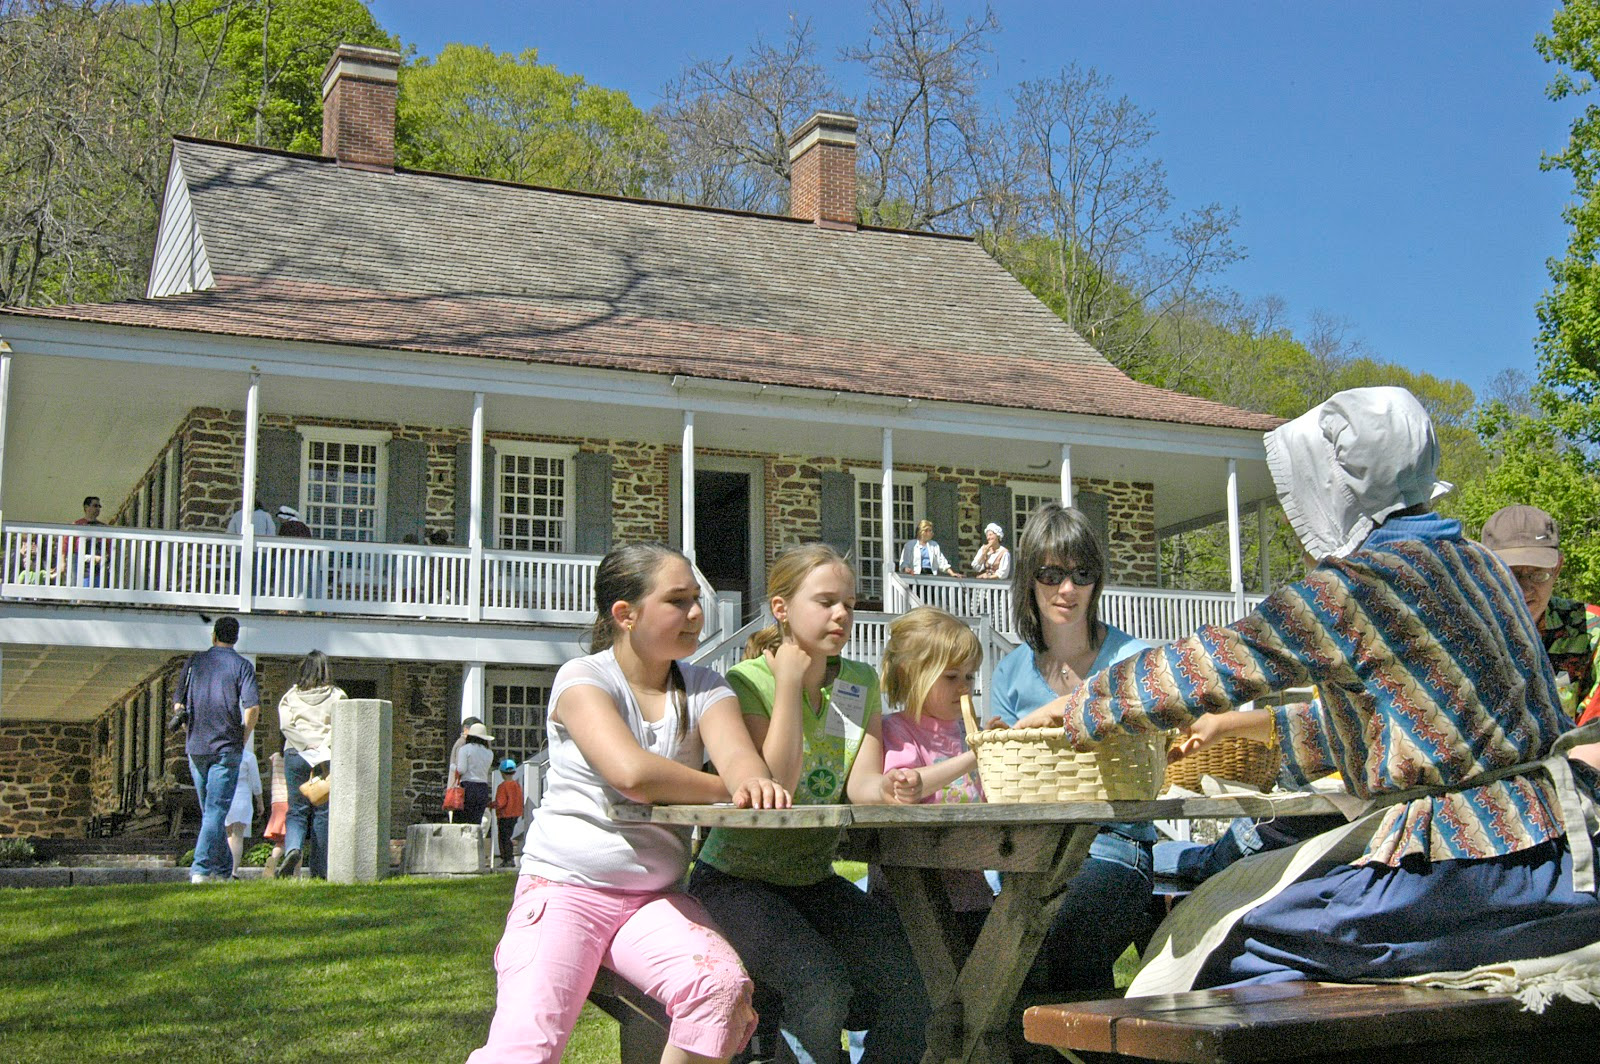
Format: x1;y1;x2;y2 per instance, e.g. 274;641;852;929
1481;505;1600;726
172;616;260;883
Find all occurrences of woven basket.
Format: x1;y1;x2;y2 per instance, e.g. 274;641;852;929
959;696;1167;802
1163;735;1281;794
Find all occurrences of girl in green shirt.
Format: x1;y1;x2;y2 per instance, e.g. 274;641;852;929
689;544;930;1064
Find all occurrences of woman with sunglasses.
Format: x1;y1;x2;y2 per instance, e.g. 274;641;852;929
987;501;1155;994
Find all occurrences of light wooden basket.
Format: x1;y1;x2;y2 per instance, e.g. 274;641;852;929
1162;735;1281;794
959;695;1167;803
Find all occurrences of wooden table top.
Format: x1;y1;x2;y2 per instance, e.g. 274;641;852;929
612;792;1344;830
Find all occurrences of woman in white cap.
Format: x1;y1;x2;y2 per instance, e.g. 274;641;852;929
456;720;497;828
971;522;1011;579
1017;386;1600;998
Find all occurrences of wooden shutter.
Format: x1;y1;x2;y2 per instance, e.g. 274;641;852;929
573;451;614;555
385;438;428;543
979;483;1012;544
257;427;302;514
925;479;959;566
819;471;855;559
1077;491;1110;551
453;441;496;547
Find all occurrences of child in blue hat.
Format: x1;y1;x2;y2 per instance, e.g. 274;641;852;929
491;758;524;868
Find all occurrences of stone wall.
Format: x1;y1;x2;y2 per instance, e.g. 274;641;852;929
0;722;94;838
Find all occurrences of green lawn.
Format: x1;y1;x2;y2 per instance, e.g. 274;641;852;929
0;875;618;1063
1;866;1139;1062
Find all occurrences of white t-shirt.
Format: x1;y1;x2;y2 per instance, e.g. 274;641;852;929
520;649;735;891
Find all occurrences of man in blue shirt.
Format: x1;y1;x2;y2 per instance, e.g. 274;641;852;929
173;616;260;883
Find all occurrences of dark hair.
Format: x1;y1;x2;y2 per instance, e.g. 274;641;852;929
465;735;490;748
83;496;100;508
213;616;240;645
588;542;691;732
460;716;483;729
1009;503;1107;654
296;649;332;690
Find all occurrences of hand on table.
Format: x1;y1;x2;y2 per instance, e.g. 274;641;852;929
883;768;923;804
731;777;792;809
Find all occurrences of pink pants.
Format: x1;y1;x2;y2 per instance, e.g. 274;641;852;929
467;875;756;1063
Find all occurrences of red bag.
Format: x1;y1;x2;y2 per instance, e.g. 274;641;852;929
442;785;465;812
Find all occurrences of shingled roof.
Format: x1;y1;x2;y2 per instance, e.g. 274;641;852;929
6;137;1278;432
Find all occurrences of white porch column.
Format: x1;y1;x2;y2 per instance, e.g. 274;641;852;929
462;661;485;724
1059;443;1073;508
880;427;894;589
1226;458;1245;613
238;372;261;613
681;411;696;563
467;392;484;623
1256;499;1272;592
0;348;12;526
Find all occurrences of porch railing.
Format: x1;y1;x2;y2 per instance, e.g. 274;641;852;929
0;523;735;643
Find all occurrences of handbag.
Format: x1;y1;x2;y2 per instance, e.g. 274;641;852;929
442;784;465;812
299;774;331;807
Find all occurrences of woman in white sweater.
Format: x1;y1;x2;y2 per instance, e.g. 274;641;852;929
276;650;345;879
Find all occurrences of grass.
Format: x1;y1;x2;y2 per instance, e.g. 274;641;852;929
0;875;619;1063
1;862;1140;1061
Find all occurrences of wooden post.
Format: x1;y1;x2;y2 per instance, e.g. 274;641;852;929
1227;458;1244;615
1059;442;1073;507
681;411;695;563
468;392;484;622
881;427;894;599
238;372;260;613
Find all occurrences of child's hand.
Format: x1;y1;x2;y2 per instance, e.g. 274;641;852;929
883;768;923;804
765;641;812;689
731;777;792;809
1013;703;1063;729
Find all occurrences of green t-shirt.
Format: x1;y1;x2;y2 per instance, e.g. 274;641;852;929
695;655;880;886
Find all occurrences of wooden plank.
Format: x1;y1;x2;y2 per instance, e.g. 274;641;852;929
859;824;1067;873
1023;983;1595;1063
621;793;1341;831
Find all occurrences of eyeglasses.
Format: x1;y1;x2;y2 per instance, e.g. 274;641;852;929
1512;568;1556;586
1034;564;1097;587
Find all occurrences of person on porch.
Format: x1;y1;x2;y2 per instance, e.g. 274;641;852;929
898;519;956;577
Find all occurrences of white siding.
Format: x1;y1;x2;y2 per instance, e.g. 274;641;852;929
146;156;215;298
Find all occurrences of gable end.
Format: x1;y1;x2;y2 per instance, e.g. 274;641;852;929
146;153;215;298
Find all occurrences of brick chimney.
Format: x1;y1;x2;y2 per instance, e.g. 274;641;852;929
787;112;858;230
320;44;401;172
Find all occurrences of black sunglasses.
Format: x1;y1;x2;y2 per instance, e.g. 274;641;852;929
1034;564;1097;587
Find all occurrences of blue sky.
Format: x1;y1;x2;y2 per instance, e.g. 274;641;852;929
367;1;1579;399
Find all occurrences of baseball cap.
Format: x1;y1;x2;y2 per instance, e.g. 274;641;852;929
499;758;516;773
1481;505;1561;569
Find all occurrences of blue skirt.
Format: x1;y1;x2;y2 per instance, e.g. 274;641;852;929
1198;837;1600;988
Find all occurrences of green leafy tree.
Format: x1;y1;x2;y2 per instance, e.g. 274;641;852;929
182;0;395;152
396;43;667;196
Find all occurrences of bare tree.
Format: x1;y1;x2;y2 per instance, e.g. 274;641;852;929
654;18;837;213
1003;64;1241;376
844;0;997;231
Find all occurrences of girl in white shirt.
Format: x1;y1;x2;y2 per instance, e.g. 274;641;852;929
468;543;790;1064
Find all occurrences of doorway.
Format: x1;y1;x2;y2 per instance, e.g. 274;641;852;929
695;469;751;621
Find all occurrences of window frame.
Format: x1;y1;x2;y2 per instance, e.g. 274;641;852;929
299;427;391;542
492;441;578;555
486;668;556;765
850;468;926;599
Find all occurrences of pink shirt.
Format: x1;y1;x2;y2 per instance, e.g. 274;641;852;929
878;710;991;911
881;712;984;804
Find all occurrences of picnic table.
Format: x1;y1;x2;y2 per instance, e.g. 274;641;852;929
617;792;1343;1064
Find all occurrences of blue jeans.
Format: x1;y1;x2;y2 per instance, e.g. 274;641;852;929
1033;829;1154;993
688;864;929;1064
188;749;242;878
283;747;328;878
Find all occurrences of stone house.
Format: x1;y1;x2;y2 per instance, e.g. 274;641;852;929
0;46;1279;839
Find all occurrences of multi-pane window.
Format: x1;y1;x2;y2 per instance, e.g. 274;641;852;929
855;478;918;601
303;432;385;541
489;672;554;764
1012;487;1057;539
496;448;571;553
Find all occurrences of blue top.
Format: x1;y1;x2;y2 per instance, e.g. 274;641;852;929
990;625;1154;843
177;645;259;757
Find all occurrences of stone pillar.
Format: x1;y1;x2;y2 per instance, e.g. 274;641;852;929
328;698;393;883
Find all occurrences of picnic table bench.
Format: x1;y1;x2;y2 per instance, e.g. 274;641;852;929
1023;980;1590;1063
613;793;1346;1064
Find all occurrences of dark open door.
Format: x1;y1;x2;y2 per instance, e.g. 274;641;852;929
695;470;751;621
